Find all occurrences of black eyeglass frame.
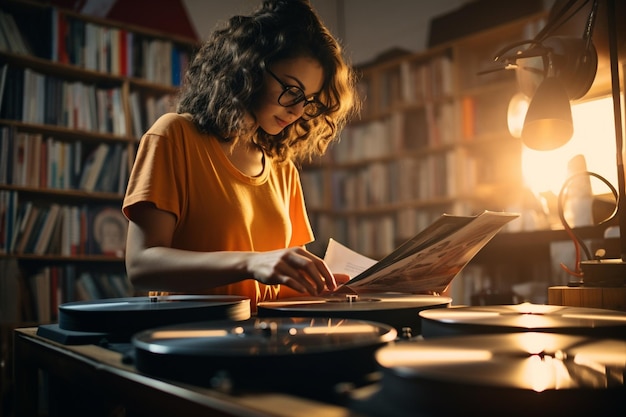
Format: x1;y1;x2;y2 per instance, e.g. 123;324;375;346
266;68;328;118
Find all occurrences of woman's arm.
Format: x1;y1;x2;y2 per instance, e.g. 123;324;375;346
124;202;336;295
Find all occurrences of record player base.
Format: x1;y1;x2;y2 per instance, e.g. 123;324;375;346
548;286;626;311
13;327;363;417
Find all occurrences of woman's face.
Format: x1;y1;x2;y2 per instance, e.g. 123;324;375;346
254;56;324;135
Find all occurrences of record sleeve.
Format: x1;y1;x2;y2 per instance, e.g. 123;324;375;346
327;211;518;294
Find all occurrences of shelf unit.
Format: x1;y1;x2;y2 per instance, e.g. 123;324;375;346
0;0;197;318
302;12;547;260
0;1;198;408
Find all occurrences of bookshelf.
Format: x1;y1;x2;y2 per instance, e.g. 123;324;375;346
302;12;548;299
0;0;198;406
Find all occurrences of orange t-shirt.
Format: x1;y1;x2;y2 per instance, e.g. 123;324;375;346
123;113;314;309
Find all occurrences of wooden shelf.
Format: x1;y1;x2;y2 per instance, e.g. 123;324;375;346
302;12;549;259
1;253;124;263
0;0;199;330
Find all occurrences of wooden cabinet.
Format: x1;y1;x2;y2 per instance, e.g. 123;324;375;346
0;0;197;322
302;12;547;260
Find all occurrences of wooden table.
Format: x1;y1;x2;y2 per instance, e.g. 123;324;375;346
13;327;365;417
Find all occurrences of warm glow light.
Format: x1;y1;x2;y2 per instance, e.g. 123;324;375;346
521;354;575;392
513;302;559;314
562;313;626;322
574;341;626;368
522;96;617;195
377;346;493;366
516;332;560;355
301;324;380;334
151;330;230;339
515;333;575;392
441;311;501;320
508;92;531;138
261;300;327;306
523;355;554;392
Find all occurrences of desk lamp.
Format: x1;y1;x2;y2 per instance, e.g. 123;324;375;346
488;0;625;286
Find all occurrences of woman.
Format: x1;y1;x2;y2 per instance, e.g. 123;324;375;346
122;0;359;310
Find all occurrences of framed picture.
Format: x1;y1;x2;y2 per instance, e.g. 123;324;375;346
91;206;128;256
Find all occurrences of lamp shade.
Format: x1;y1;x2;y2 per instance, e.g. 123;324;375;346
521;76;574;150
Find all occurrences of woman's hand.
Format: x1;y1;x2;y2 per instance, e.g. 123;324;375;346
246;247;337;295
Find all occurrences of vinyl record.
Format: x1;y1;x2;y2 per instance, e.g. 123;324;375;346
419;302;626;339
132;317;397;396
257;293;451;335
370;332;626;417
57;295;251;335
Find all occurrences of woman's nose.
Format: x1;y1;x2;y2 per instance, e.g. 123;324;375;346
287;101;306;117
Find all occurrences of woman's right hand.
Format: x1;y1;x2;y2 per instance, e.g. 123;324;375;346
246;247;337;295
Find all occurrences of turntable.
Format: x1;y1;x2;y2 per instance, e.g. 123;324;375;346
131;316;397;399
36;295;251;345
353;332;626;417
419;302;626;339
257;292;451;336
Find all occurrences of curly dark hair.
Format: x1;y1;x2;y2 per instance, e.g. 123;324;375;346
176;0;360;163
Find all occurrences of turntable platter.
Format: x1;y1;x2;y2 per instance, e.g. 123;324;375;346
258;293;451;335
132;317;397;395
420;302;626;339
48;295;250;338
370;332;626;417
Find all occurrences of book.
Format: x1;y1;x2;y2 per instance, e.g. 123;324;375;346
117;147;129;194
33;203;62;255
29;268;51;322
22;207;48;254
0;190;17;254
10;200;31;253
77;272;102;300
0;64;7;116
79;143;109;192
94;143;122;192
15;204;40;254
324;210;519;294
45;206;65;255
0;258;22;321
0;11;31;55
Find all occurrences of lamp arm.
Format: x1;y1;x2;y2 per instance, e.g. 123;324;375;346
582;0;599;46
606;0;626;261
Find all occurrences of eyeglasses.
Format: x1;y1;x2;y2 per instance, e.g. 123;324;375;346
266;68;328;118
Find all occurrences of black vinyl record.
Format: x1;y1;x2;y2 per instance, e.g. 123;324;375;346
57;295;251;336
257;293;451;335
419;302;626;340
132;317;396;396
370;332;626;417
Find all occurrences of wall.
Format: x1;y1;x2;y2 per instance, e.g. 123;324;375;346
340;0;469;64
182;0;470;65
